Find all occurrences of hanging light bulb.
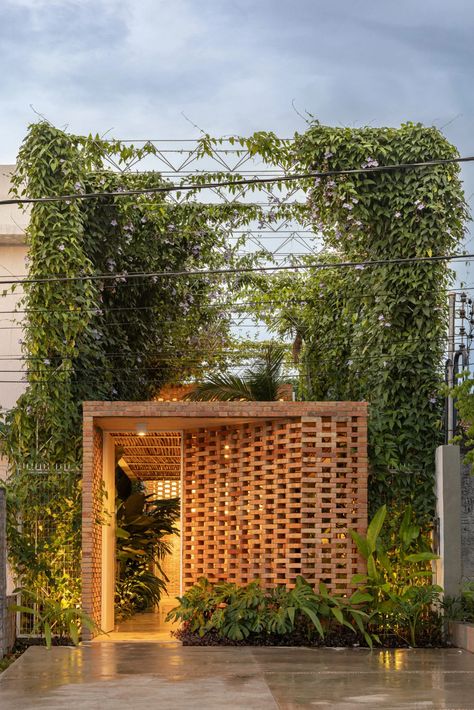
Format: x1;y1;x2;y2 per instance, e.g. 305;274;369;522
136;421;148;437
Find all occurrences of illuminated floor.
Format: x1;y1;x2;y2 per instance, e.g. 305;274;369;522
93;609;178;642
2;647;474;709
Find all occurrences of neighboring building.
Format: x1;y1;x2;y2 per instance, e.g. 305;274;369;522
0;166;28;416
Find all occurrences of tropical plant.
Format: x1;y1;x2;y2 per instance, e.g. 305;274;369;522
442;581;474;622
166;576;376;646
115;488;180;619
10;587;99;648
350;505;441;646
2;467;82;626
184;342;288;401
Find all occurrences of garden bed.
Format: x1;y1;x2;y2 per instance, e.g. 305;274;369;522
173;625;447;649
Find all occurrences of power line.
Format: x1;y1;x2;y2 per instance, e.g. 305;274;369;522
0;333;457;364
1;285;474;317
0;252;472;287
1;154;472;207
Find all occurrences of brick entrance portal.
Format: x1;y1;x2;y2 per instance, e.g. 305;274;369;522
82;401;368;635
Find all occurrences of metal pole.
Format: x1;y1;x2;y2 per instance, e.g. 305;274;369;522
446;292;456;442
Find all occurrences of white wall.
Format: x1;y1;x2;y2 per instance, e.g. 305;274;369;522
0;165;28;417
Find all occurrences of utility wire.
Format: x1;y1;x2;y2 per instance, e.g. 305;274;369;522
1;154;473;207
0;285;473;317
0;253;473;287
0;334;457;363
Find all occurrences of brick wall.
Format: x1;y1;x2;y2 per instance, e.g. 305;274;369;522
82;423;103;634
82;401;368;632
182;414;366;593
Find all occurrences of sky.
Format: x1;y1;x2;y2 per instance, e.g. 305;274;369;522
2;0;474;267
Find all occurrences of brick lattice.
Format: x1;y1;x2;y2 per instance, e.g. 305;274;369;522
182;416;366;593
82;401;367;631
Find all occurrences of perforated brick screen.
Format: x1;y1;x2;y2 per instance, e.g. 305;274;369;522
82;401;367;632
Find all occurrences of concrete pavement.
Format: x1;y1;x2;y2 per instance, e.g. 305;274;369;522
1;643;474;708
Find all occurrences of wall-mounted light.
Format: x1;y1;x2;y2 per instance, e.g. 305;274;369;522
136;421;148;437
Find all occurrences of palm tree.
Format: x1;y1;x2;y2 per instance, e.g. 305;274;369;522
184;343;287;401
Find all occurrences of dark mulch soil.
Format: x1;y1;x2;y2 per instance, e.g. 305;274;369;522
173;624;449;649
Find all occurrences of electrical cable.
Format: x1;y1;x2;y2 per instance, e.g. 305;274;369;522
0;252;473;287
1;154;472;206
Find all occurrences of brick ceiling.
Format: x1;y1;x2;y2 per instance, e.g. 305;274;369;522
110;431;181;481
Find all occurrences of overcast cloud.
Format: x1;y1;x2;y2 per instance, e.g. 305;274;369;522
2;0;474;263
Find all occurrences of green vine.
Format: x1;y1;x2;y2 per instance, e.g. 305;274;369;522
246;121;468;523
0;121;467;618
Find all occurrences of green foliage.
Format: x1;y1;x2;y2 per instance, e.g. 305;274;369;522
185;342;288;401
1;121;245;466
243;121;468;524
10;587;99;648
2;468;82;616
166;576;375;646
115;490;180;619
350;505;441;646
451;373;474;461
115;569;167;620
442;581;474;622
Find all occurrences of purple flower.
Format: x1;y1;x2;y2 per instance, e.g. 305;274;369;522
355;264;365;270
74;181;82;192
416;202;425;211
363;157;379;168
342;203;353;210
43;358;50;365
141;216;147;224
347;359;353;366
378;314;386;322
429;396;437;404
110;219;118;227
324;151;333;159
351;197;359;204
394;211;402;219
58;244;65;252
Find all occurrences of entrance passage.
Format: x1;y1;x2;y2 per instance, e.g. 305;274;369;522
82;401;369;638
110;430;182;617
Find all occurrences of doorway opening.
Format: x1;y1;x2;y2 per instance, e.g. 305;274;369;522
105;430;182;639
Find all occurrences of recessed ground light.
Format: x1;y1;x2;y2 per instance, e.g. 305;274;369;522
136;421;148;436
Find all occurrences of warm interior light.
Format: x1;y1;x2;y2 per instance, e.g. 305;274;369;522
136;421;148;436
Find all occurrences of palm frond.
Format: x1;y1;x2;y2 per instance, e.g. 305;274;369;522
184;373;256;401
185;342;288;402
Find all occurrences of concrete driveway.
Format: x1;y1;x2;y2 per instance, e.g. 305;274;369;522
1;642;474;709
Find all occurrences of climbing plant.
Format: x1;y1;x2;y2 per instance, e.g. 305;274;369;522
244;122;468;523
0;123;259;466
0;120;467;619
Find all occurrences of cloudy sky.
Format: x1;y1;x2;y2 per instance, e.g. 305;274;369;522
2;0;474;252
1;0;473;154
